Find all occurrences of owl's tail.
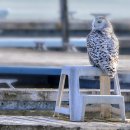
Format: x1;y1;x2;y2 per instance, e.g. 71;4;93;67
103;65;117;78
107;71;116;78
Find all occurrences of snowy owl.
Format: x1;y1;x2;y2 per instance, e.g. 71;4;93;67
86;16;119;78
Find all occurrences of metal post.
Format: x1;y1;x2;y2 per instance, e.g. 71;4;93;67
60;0;69;51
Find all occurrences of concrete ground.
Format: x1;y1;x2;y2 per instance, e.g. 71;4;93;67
0;115;129;130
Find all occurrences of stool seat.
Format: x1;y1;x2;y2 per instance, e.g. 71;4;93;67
54;65;126;121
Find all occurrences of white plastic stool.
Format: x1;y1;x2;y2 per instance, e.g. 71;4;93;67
0;79;17;89
54;65;126;121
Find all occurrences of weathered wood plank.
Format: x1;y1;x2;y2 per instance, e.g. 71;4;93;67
55;74;66;107
0;101;56;110
0;89;129;102
0;89;129;111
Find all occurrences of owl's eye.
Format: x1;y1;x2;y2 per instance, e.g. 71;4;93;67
97;20;102;23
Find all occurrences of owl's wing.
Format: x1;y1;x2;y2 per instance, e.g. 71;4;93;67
86;32;101;67
97;35;119;77
86;32;119;78
86;37;94;66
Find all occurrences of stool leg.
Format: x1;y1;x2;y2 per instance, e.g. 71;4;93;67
119;97;126;121
100;76;111;118
54;74;66;116
114;73;121;95
69;70;83;121
80;96;87;121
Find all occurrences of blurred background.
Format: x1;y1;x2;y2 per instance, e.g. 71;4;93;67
0;0;130;89
0;0;130;50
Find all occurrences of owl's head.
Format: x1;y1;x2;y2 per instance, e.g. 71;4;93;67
92;16;113;32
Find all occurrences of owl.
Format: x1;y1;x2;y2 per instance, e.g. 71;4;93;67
86;16;119;78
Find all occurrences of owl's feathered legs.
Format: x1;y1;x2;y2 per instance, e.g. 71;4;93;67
92;64;116;78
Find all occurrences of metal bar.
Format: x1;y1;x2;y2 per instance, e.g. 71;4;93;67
60;0;69;50
0;66;61;75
